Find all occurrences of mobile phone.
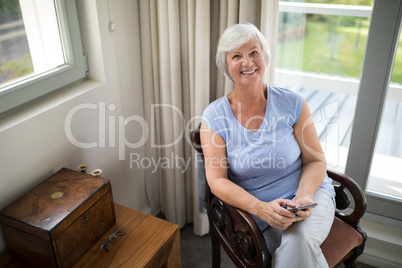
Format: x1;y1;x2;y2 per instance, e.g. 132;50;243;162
287;203;317;212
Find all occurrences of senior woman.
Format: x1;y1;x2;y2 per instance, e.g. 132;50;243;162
200;22;336;267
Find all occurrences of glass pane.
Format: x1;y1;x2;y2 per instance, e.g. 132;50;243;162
304;0;372;6
277;14;369;78
0;0;64;89
275;1;373;171
367;32;402;201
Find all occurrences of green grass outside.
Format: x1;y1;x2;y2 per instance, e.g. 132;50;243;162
277;20;402;84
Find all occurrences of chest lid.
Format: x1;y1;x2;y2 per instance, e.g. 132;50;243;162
0;168;110;235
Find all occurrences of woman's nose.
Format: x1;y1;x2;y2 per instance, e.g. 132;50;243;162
242;56;252;66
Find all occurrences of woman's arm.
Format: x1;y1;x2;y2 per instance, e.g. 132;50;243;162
292;99;327;217
200;122;296;229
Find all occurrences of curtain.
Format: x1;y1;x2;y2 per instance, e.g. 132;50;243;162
137;0;279;235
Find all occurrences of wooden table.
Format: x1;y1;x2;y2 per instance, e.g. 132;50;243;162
0;204;181;268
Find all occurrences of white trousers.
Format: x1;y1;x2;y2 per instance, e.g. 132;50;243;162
263;189;335;268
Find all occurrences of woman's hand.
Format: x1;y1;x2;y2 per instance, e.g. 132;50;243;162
292;195;315;221
256;199;297;230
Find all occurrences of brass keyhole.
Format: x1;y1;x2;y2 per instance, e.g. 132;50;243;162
83;214;89;223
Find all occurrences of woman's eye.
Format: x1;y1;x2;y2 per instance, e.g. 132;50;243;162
232;55;240;59
251;51;258;55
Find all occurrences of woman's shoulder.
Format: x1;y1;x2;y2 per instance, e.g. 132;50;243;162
269;85;304;100
203;95;229;115
202;95;232;135
268;85;305;121
208;95;227;106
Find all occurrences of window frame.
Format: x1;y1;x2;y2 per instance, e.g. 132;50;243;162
0;0;87;117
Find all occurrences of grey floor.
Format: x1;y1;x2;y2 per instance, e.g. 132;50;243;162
180;223;377;268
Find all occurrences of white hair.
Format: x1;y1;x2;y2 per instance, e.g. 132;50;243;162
215;22;271;81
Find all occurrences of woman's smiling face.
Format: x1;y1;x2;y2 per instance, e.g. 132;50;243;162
226;38;266;87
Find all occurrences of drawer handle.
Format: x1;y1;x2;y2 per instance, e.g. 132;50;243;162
83;214;89;223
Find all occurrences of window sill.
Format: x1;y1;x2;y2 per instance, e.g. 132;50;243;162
359;213;402;268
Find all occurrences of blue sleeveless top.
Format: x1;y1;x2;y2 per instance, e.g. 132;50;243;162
202;85;335;230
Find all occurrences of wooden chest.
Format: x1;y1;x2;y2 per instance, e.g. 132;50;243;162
0;168;116;268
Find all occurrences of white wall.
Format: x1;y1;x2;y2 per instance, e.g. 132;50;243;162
0;0;150;253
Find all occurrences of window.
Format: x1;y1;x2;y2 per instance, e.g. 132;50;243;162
275;1;372;170
368;33;402;201
0;0;87;116
275;0;402;220
347;0;402;219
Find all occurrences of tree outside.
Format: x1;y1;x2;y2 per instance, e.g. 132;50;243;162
277;0;402;84
0;0;33;84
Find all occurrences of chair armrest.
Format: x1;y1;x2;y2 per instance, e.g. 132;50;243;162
327;169;367;227
208;195;271;268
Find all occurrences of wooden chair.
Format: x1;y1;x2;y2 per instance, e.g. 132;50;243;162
190;128;367;268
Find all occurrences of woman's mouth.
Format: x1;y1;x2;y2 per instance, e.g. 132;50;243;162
241;69;257;75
